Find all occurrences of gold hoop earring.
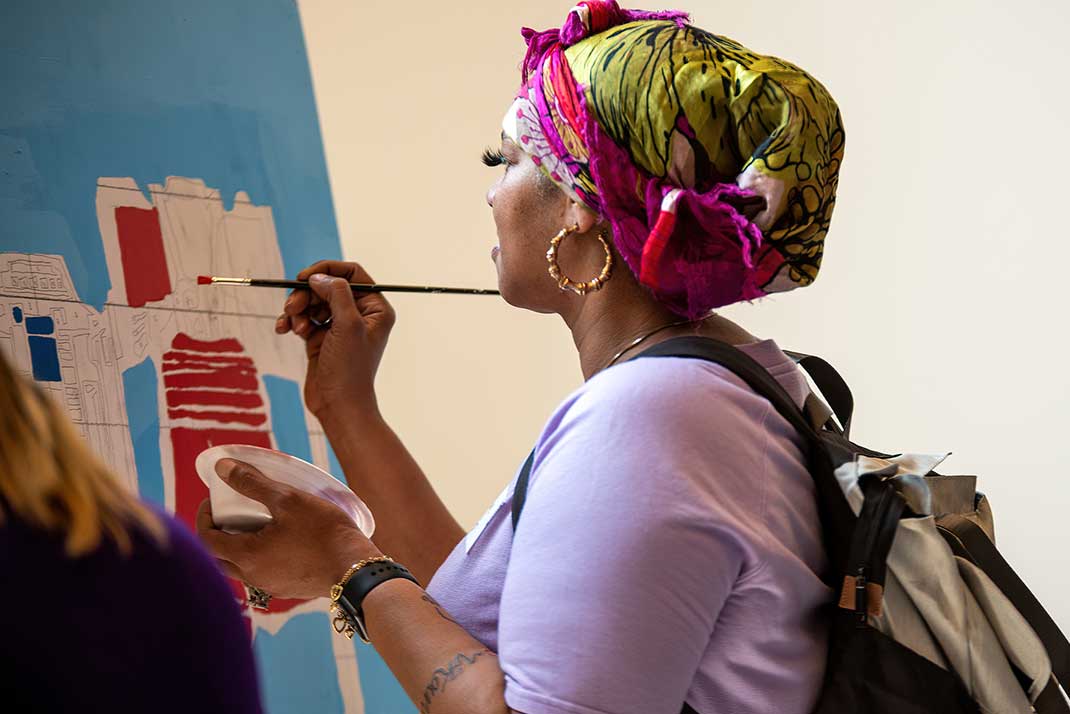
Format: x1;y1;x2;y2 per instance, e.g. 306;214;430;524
546;224;614;296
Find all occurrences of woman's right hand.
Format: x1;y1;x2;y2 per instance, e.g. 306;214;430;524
276;261;396;420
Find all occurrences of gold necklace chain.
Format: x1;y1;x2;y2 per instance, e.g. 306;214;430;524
604;317;705;371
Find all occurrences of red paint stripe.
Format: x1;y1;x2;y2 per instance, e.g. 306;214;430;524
115;206;173;307
167;408;267;426
164;368;258;390
265;596;306;614
172;333;245;354
165;350;255;364
166;389;263;409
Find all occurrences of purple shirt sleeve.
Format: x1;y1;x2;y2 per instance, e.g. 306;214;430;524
498;358;777;714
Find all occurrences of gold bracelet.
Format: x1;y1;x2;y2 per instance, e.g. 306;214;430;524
329;555;393;640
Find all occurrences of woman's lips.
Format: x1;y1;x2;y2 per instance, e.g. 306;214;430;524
491;245;500;261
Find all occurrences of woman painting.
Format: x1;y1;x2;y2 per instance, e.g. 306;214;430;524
198;3;844;713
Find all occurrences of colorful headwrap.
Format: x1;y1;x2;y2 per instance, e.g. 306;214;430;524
505;1;845;318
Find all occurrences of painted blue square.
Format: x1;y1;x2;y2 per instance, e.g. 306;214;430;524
12;306;23;323
25;315;55;335
28;335;61;381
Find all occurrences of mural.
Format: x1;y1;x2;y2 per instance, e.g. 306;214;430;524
0;1;413;712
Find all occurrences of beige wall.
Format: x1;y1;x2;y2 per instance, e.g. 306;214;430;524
298;0;1070;631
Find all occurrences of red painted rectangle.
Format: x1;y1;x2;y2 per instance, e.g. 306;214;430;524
164;368;258;391
167;408;267;426
114;206;172;307
166;388;263;409
172;333;244;354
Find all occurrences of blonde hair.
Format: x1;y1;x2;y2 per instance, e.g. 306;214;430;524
0;355;166;556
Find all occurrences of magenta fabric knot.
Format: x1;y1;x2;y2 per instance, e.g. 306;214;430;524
521;2;688;82
519;27;560;83
561;1;628;44
586;113;765;319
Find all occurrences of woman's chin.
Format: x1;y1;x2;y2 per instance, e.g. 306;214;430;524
497;282;557;315
495;277;525;310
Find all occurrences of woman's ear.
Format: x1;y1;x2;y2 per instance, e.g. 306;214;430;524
563;199;601;234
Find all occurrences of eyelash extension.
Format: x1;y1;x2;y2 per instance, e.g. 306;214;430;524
481;148;507;167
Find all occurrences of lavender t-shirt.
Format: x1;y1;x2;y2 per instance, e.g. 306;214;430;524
427;340;830;714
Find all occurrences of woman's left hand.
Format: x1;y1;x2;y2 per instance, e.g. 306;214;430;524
195;458;380;600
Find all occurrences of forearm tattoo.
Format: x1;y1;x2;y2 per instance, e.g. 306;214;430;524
421;594;461;626
419;648;493;714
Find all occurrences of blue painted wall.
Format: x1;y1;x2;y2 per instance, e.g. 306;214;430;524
1;0;339;310
1;1;415;711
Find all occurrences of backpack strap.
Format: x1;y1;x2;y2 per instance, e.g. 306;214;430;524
511;449;535;531
785;350;855;438
937;513;1070;695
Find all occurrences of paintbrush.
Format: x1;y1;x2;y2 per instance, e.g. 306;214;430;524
197;275;500;296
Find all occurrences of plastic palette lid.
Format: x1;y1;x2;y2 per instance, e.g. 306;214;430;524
195;444;375;536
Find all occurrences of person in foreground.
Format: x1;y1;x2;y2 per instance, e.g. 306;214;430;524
198;3;845;713
0;353;264;713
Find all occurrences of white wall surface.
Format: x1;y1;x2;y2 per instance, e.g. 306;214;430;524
298;0;1070;632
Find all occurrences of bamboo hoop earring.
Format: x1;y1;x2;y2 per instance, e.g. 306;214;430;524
546;224;614;296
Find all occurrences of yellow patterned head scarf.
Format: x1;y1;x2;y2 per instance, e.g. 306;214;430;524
506;1;845;318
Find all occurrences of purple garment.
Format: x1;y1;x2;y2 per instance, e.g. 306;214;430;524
427;340;830;714
0;505;262;713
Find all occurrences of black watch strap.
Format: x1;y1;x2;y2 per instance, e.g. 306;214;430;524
338;561;419;641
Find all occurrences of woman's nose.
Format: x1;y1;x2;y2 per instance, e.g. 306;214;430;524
486;186;495;207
